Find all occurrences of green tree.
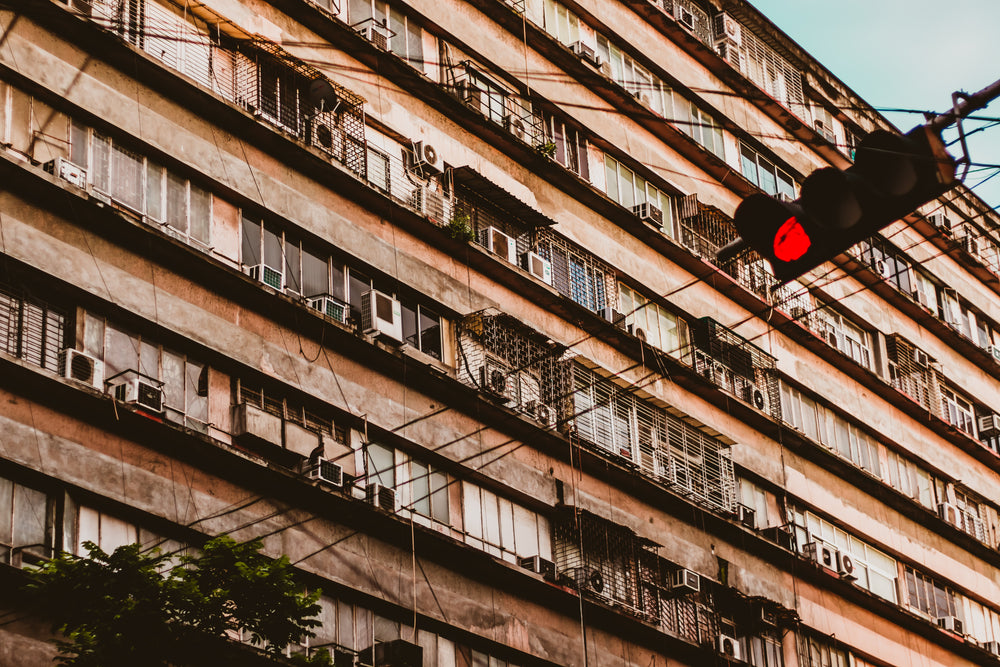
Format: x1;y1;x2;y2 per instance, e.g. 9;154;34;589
25;536;332;667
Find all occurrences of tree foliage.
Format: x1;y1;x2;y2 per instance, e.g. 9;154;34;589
25;536;332;667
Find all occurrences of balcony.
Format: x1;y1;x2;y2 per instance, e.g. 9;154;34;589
690;317;780;419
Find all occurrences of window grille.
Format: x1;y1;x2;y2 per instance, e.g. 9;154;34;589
886;334;940;414
690;317;780;419
535;228;617;314
238;382;334;435
0;286;65;372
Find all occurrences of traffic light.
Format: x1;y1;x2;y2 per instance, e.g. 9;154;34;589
731;124;957;283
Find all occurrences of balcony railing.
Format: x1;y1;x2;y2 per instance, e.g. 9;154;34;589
690;317;780;419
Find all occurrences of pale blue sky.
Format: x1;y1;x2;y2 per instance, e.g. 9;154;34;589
748;0;1000;209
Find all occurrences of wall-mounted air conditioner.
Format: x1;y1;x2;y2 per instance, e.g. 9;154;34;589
307;295;348;324
983;640;1000;656
736;504;756;530
716;634;741;661
247;264;283;291
712;13;741;46
111;377;164;414
361;290;403;343
936;616;964;635
520;252;553;285
599;61;613;79
411;186;447;223
517;555;556;580
979;413;1000;436
366;483;396;511
310;122;340;157
632;202;664;227
570;41;602;68
482;226;517;264
59;349;104;390
525;400;556;428
44;157;87;189
928;213;952;234
677;5;695;29
804;541;836;570
566;566;605;594
938;502;961;527
309;458;344;487
762;525;794;550
504;115;529;142
480;361;510;399
411;141;440;172
988;346;1000;365
671;568;700;594
836;551;857;581
912;348;929;368
357;23;389;50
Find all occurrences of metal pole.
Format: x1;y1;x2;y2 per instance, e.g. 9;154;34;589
927;78;1000;132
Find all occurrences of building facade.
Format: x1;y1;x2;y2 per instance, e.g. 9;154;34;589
1;0;1000;665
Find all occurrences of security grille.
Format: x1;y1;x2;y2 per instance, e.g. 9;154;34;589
690;317;780;419
535;228;617;314
0;287;65;372
886;334;939;413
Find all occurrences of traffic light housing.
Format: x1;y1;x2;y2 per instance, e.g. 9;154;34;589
732;125;957;283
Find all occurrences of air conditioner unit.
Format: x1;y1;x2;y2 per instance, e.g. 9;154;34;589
504;114;529;142
307;295;348;324
59;349;104;390
482;226;517;264
520;252;553;285
677;5;694;29
671;568;700;594
248;264;283;291
716;41;741;68
788;305;809;320
873;259;889;278
712;13;741;45
111;377;164;414
601;307;625;329
309;458;344;486
480;361;510;398
517;555;556;580
361;289;404;343
980;414;1000;437
357;23;388;50
929;213;952;234
938;502;961;526
566;566;605;594
599;61;613;79
310;122;340;157
983;640;1000;656
804;541;836;570
717;634;742;661
937;616;964;635
836;551;858;581
570;41;601;68
762;525;794;550
736;504;756;530
989;346;1000;364
632;202;664;227
43;157;88;189
737;383;766;411
412;141;441;172
526;400;557;428
366;483;396;511
912;348;929;368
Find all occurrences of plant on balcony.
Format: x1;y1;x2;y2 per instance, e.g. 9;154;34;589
447;210;475;241
25;536;331;666
536;141;557;159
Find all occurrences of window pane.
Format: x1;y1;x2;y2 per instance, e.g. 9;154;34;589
161;349;185;421
12;484;46;551
189;184;211;244
70;121;89;167
284;238;301;294
302;249;329;298
146;162;163;221
111;145;144;210
185;361;208;424
411;461;430;516
367;443;395;487
263;225;282;271
166;173;187;231
604;156;619;202
419;308;441;360
92;134;111;192
430;470;449;524
241;216;261;266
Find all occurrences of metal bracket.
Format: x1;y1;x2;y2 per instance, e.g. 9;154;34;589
951;91;973;182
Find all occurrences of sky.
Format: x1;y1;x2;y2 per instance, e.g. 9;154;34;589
747;0;1000;210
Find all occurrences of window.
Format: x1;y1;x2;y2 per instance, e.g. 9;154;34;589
884;449;935;508
800;511;897;602
814;307;872;368
143;0;212;88
462;482;551;563
617;284;688;357
541;0;580;45
779;382;880;476
237;382;336;436
941;385;976;436
740;143;795;198
463;69;509;125
84;314;209;431
594;36;672;117
544;114;589;180
407;460;449;525
738;478;769;528
604;155;673;233
0;476;53;565
350;0;425;68
74;122;212;247
401;302;442;360
92;0;145;46
677;102;724;159
77;505;138;555
954;489;987;542
366;146;390;194
904;566;959;620
0;285;65;372
797;634;848;667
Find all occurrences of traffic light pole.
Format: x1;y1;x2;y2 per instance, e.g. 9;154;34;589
717;77;1000;269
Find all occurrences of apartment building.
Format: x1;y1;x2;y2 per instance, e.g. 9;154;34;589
1;0;999;665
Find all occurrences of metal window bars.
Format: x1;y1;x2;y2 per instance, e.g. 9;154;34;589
571;364;737;514
0;286;65;373
690;317;780;420
886;334;941;416
238;382;335;435
445;61;545;149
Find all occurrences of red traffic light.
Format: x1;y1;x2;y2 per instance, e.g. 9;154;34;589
730;125;956;284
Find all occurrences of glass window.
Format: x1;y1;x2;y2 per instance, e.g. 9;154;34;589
366;443;395;487
740;142;797;197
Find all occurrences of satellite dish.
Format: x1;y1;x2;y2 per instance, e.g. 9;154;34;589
308;78;340;113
